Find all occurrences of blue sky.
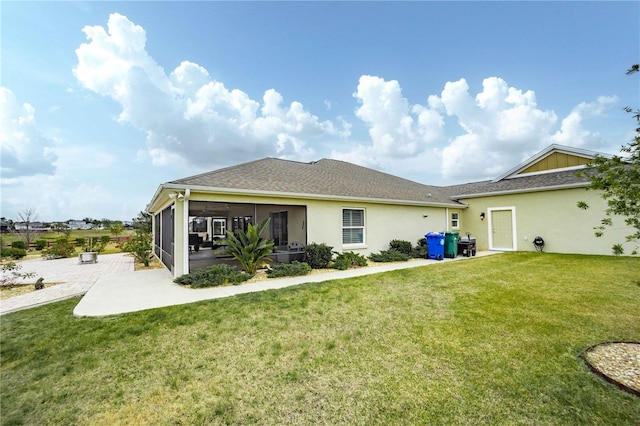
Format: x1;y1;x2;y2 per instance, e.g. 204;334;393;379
1;1;638;221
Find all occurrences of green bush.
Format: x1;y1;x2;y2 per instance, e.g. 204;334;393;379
389;239;412;255
10;241;25;250
1;248;27;260
369;249;410;262
75;237;86;247
304;243;333;269
266;261;312;278
332;251;368;270
42;239;75;260
222;218;274;275
174;264;251;288
122;231;153;266
411;237;427;258
100;235;111;244
85;237;107;253
34;240;48;250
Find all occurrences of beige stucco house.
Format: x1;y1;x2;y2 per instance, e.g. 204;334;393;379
147;144;635;277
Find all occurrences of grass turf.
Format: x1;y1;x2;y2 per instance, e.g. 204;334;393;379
1;252;639;425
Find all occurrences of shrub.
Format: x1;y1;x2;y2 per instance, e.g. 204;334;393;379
0;261;35;287
1;248;27;260
389;239;412;255
75;237;86;247
411;237;427;258
85;237;107;253
11;241;25;250
304;243;333;269
332;251;368;270
122;231;153;266
369;249;410;262
222;218;274;275
174;264;251;288
42;239;75;259
266;261;312;278
34;240;48;250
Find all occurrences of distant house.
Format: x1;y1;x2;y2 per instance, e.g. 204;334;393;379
68;220;93;230
14;222;48;233
147;144;636;278
0;221;9;233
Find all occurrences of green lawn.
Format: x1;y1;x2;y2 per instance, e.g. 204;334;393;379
1;253;639;425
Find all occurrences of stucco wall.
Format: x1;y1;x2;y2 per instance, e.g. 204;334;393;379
458;188;636;256
305;200;447;255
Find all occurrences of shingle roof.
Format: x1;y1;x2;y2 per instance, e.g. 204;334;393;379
170;157;458;205
445;168;593;199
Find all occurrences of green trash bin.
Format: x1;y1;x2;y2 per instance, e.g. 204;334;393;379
444;231;459;258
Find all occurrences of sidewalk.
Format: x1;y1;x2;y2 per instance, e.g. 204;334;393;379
76;251;496;317
2;252;496;317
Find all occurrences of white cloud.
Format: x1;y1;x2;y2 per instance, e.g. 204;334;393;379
436;77;589;181
74;13;349;168
352;75;443;158
335;75;618;183
72;13;620;187
551;96;618;148
0;87;58;178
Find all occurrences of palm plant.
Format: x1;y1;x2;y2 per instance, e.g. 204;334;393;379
223;218;274;275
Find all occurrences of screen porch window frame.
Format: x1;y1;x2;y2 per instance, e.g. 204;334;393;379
342;208;365;246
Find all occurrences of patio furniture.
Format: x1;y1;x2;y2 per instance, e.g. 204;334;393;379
79;252;98;264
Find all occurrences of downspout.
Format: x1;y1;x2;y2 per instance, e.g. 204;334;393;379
445;207;449;232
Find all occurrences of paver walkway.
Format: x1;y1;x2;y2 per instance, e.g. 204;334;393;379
0;253;134;315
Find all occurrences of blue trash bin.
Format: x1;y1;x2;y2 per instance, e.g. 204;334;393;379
426;232;445;261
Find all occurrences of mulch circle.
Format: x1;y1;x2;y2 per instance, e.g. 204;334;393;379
581;341;640;398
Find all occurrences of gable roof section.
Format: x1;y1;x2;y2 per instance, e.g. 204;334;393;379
445;144;612;199
169;158;460;206
491;144;606;182
445;168;596;199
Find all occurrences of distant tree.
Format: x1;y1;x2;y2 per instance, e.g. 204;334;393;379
132;211;152;234
110;222;124;239
51;222;70;236
578;64;640;255
1;218;15;233
17;208;38;248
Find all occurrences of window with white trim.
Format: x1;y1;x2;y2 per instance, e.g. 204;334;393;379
451;212;460;229
342;209;365;245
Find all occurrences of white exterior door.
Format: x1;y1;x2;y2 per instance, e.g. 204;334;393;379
488;207;516;251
